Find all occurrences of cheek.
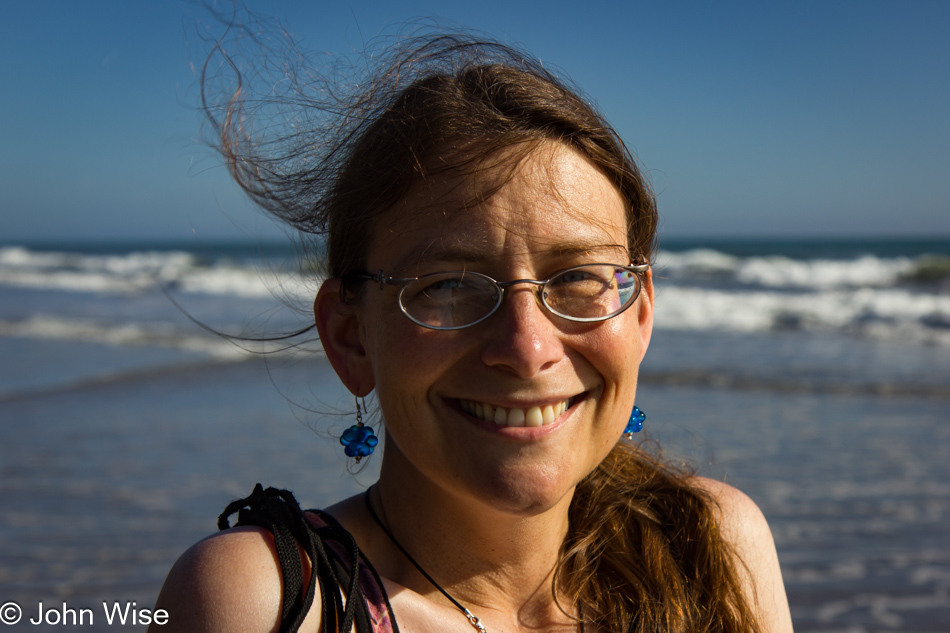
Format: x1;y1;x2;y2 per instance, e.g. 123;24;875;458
586;312;642;380
582;313;642;440
364;309;456;412
372;316;451;369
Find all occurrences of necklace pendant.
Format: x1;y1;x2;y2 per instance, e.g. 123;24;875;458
462;608;489;633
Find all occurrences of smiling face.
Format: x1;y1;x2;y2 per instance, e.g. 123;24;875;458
318;141;653;516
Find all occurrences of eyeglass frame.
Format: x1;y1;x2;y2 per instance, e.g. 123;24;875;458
344;261;651;331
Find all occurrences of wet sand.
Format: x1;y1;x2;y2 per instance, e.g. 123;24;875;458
1;355;947;631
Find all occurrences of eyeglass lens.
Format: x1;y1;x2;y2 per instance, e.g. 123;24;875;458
399;265;640;329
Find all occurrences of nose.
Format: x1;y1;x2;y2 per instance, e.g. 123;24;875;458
480;283;564;378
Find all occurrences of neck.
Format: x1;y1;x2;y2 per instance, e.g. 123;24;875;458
370;448;577;625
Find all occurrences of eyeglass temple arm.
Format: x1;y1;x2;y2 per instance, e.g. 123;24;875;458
350;270;413;291
343;271;383;290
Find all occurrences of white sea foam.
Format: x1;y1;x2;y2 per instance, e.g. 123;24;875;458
0;316;246;359
654;286;950;345
0;246;314;299
174;265;314;299
0;314;324;357
735;254;915;289
656;249;741;277
658;249;917;289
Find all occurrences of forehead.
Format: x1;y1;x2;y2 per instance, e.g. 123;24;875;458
368;143;629;271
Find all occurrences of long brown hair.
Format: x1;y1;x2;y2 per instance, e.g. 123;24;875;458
203;20;758;633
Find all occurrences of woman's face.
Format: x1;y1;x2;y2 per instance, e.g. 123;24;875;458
341;142;652;515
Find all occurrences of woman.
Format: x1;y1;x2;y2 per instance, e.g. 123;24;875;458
153;32;793;633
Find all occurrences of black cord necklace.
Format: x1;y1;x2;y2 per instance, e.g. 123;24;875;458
365;488;489;632
364;487;584;633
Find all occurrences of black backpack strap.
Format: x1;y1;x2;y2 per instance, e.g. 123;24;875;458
218;484;375;633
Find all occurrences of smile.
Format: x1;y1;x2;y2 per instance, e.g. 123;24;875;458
457;397;576;427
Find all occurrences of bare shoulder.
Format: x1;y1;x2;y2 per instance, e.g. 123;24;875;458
149;527;321;633
694;477;772;544
694;477;795;633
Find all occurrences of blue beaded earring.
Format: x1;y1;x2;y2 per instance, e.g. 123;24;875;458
340;396;378;463
624;405;645;439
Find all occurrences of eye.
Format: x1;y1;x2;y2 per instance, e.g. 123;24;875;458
399;272;500;329
543;265;639;321
421;277;463;295
549;266;613;291
556;270;594;283
403;272;495;303
418;274;487;298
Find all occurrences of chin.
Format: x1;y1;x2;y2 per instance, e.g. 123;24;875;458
469;462;582;517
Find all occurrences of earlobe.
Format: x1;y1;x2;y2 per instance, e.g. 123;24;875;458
313;279;375;396
637;269;654;362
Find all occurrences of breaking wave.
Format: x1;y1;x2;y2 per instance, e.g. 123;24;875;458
657;249;950;289
0;246;314;299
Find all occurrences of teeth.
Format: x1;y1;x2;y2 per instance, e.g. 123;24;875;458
525;407;542;427
508;408;526;427
459;398;574;427
494;406;507;425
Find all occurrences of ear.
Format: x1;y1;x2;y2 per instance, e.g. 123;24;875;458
636;268;654;363
314;278;376;397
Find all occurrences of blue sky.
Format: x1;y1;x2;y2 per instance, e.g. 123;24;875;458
1;1;947;242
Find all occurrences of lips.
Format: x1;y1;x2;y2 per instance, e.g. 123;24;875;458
458;397;575;427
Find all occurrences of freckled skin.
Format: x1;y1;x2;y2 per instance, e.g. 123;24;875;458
349;142;653;516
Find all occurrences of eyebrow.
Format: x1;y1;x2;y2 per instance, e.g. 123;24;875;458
392;241;630;272
547;242;630;259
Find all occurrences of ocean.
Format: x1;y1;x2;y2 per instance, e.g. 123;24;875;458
1;237;948;631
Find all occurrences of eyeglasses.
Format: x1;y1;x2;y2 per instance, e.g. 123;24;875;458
348;262;650;330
